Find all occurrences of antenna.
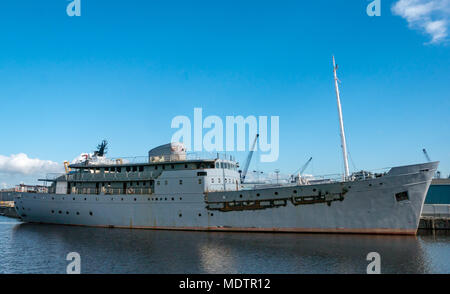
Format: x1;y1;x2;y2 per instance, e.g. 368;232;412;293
333;56;350;180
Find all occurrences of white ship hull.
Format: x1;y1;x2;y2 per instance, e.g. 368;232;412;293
14;162;438;235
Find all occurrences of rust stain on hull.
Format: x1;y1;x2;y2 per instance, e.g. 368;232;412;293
27;221;417;235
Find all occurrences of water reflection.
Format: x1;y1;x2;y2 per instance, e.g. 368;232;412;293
0;219;448;273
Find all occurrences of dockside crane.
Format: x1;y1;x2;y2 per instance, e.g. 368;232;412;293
289;157;312;182
240;134;259;184
422;148;442;179
422;148;431;162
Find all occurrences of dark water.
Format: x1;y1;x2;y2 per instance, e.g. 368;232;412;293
0;216;449;274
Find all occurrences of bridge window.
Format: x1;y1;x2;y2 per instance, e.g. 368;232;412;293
216;162;219;168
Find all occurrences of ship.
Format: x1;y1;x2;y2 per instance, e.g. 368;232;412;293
13;57;439;235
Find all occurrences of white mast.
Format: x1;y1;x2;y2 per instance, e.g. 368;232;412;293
332;56;350;179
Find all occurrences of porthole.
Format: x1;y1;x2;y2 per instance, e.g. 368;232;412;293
121;198;124;201
369;184;372;187
293;190;297;194
58;211;62;214
66;211;69;215
379;183;383;186
73;197;75;200
210;213;214;216
165;198;167;201
76;212;80;215
171;197;174;201
148;198;150;201
313;189;317;192
134;198;137;201
274;192;278;195
84;198;87;201
239;194;243;198
198;213;202;217
111;198;114;201
51;210;55;214
179;213;182;217
89;211;93;216
256;193;260;197
179;197;182;200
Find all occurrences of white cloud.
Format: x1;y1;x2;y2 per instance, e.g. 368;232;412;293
0;153;62;175
392;0;450;44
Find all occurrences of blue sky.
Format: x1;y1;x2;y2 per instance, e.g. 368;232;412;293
0;0;449;186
